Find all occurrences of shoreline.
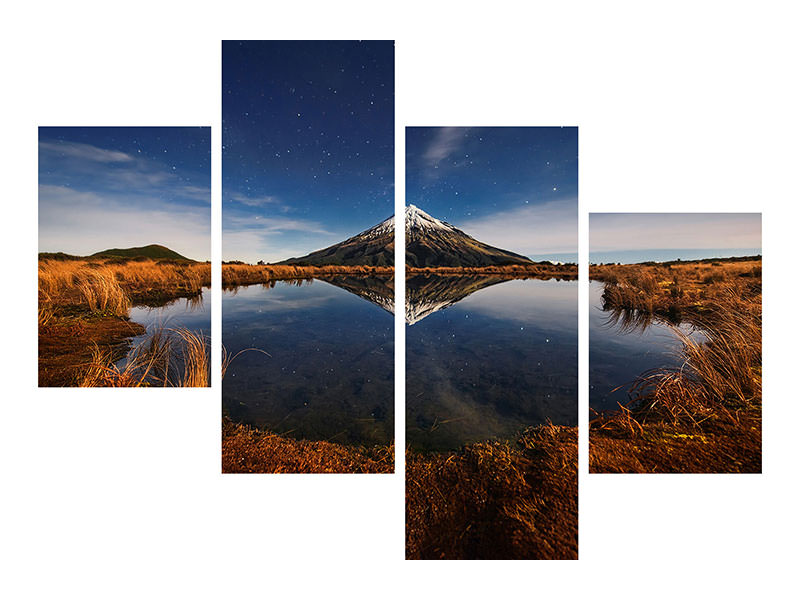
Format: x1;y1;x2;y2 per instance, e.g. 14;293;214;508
221;262;578;287
38;257;211;386
588;258;761;473
221;418;394;474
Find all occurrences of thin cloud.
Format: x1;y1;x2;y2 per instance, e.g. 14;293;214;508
224;213;336;236
222;210;345;263
39;185;209;260
40;140;210;207
39;140;134;163
227;192;286;208
423;127;467;166
457;198;578;257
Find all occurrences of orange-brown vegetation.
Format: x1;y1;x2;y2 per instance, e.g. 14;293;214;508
589;257;760;321
406;424;577;559
40;256;210;308
222;263;394;287
38;257;211;387
222;418;394;474
407;263;577;279
589;257;761;473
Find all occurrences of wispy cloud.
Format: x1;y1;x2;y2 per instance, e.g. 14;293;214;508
39;140;134;163
38;133;210;260
39;185;210;260
39;139;210;208
457;198;577;258
222;211;345;263
226;192;287;209
423;127;467;166
224;214;335;236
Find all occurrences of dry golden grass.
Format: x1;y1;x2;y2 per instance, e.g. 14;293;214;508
77;326;210;388
589;258;762;472
407;263;577;278
590;258;760;320
222;263;394;287
77;270;131;316
39;257;210;311
589;413;761;473
406;424;577;560
222;418;394;473
39;257;211;387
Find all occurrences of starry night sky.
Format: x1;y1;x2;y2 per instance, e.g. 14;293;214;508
38;127;210;260
223;40;394;263
406;127;578;262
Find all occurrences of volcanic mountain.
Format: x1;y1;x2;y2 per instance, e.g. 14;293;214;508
405;205;533;268
275;205;533;268
277;214;394;266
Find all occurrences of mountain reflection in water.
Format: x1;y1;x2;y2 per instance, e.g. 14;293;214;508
222;276;394;446
405;276;578;452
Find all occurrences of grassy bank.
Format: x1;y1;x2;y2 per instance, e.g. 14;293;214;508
407;424;577;560
221;262;576;287
589;257;761;473
406;263;577;278
222;263;394;287
39;257;211;386
222;418;394;474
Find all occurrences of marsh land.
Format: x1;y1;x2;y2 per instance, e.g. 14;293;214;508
38;249;211;387
589;256;762;473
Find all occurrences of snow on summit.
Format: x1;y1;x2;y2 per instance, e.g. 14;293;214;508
405;204;455;233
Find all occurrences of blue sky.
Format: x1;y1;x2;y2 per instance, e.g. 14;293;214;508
38;127;210;260
406;127;578;262
222;41;394;263
590;213;762;263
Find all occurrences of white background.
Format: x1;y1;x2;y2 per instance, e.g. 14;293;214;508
2;1;798;598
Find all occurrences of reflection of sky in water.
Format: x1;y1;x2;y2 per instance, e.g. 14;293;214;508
589;281;699;413
222;280;394;446
127;287;211;339
452;279;577;331
117;288;211;368
406;278;577;452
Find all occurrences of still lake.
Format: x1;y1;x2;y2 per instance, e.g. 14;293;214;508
406;276;577;452
222;278;394;446
117;287;211;372
589;280;700;414
127;287;211;342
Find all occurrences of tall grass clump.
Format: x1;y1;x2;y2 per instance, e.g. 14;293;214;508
624;288;761;427
38;257;210;312
175;328;210;387
77;269;131;316
78;326;210;387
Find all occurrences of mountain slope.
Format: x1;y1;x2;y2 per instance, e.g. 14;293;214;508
405;205;533;268
273;205;533;268
277;215;394;266
90;244;191;261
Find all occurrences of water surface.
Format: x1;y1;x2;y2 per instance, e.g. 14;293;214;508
589;280;699;413
222;278;394;446
116;288;211;373
406;276;577;452
127;287;211;343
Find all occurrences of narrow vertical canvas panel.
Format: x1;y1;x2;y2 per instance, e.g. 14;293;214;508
404;126;579;559
221;41;395;474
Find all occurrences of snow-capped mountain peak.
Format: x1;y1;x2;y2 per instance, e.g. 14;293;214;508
360;213;394;239
405;204;455;233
